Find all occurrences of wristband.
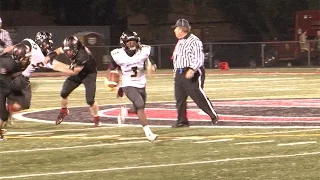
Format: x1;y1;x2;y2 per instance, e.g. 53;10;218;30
47;51;58;64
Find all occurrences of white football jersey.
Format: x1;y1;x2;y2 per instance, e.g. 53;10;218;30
21;38;51;77
111;45;151;88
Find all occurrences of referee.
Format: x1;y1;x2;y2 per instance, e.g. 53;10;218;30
171;18;218;128
0;17;13;54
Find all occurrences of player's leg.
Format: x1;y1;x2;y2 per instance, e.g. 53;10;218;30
56;77;81;125
5;75;31;125
0;94;10;140
122;86;158;141
82;73;100;127
6;85;32;125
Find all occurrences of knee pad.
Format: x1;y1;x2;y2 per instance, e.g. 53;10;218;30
21;103;31;110
133;100;145;110
16;101;31;110
60;90;69;99
87;100;95;106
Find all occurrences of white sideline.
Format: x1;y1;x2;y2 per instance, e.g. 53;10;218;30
0;141;148;154
0;151;319;179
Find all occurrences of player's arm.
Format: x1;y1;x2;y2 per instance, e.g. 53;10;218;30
51;60;83;76
43;47;64;64
145;46;157;73
105;54;121;91
106;55;120;76
1;39;31;56
0;45;15;56
146;57;157;73
43;47;83;75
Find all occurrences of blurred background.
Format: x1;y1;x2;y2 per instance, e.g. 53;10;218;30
0;0;319;69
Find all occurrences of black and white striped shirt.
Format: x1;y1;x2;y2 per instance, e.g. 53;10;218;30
0;29;13;53
172;33;204;71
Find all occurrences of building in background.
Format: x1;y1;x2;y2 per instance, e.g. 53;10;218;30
127;5;245;44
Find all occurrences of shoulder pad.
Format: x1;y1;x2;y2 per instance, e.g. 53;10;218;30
140;44;151;49
111;48;122;56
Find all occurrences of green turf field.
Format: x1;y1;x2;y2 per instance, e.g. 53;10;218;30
1;68;320;180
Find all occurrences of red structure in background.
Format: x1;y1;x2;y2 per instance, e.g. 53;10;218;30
219;62;229;70
266;10;320;65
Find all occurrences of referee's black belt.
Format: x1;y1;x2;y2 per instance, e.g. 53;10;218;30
176;66;205;74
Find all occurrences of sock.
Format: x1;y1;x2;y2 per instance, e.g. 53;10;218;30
7;105;18;113
61;107;68;113
143;125;153;136
94;116;100;121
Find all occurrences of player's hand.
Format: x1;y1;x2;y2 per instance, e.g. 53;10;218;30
43;56;50;64
147;64;157;74
152;64;157;71
0;68;7;74
149;64;157;73
185;69;195;79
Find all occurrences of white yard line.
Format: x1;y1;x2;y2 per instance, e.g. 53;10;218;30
237;129;320;135
277;141;318;146
0;141;148;154
206;77;303;82
235;140;275;145
195;139;234;143
6;127;115;135
0;151;319;179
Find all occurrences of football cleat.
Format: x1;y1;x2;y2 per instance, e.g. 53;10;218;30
56;108;69;125
0;129;4;141
211;114;219;125
147;133;158;142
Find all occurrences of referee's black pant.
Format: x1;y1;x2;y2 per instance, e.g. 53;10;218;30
174;67;218;125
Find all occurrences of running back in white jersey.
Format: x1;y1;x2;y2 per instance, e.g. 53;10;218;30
111;45;151;88
21;38;51;77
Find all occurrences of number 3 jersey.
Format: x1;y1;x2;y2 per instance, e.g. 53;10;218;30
20;38;51;77
110;45;151;88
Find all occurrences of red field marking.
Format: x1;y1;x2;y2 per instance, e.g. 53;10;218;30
206;99;320;107
101;108;211;121
100;108;320;122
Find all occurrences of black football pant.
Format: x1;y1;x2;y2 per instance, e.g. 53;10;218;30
60;73;97;106
0;74;31;121
122;86;147;111
7;75;32;110
174;67;217;125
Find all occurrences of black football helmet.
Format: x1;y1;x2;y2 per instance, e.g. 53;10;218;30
62;36;82;59
11;43;31;69
35;31;53;55
119;30;140;52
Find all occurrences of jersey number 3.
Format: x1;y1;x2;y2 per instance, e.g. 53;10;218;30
131;66;138;77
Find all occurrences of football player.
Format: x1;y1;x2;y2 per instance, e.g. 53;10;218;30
43;35;100;127
0;51;31;140
1;33;54;127
35;31;54;56
108;30;158;142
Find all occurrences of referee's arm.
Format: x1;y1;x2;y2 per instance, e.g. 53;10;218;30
189;41;204;70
